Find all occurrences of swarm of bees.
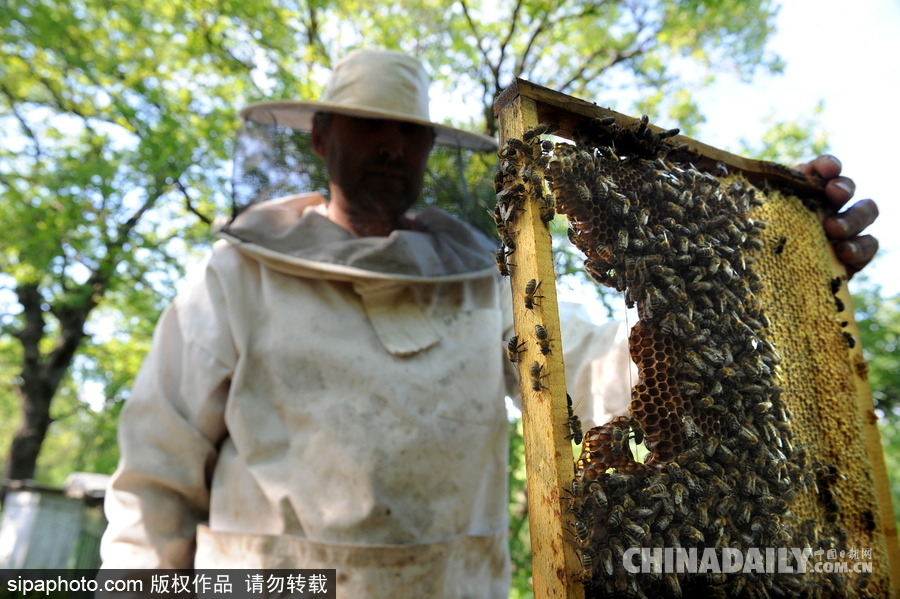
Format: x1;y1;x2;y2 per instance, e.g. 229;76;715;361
493;115;881;597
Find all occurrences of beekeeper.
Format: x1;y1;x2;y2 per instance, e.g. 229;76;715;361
100;48;877;598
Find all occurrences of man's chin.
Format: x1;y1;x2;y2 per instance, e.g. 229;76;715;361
348;194;416;219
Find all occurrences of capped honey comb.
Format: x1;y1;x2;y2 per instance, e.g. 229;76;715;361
495;113;893;598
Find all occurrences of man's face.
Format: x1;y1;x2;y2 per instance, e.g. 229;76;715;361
313;114;435;225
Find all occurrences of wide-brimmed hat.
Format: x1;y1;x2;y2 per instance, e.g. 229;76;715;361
240;49;498;152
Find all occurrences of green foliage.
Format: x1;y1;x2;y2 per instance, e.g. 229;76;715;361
854;281;900;422
852;280;900;534
736;101;830;165
507;417;533;599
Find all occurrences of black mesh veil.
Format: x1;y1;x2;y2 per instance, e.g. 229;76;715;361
229;120;500;237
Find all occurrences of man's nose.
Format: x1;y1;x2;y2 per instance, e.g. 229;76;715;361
376;122;406;160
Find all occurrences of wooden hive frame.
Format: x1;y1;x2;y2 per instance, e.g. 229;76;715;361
493;78;899;598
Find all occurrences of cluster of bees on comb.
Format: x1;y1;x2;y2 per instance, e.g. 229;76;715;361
495;117;870;597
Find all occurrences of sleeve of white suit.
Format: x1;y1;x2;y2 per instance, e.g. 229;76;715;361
100;253;236;569
558;302;635;430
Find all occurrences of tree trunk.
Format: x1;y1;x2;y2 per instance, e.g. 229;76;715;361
4;284;92;482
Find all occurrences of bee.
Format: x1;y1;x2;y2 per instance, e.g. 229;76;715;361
630;506;656;520
665;528;682;550
756;495;776;510
494;248;512;276
567;414;583;445
738;425;760;445
611;191;631;216
842;331;856;348
681;524;704;544
631;421;645;445
534;324;552;355
654;513;674;531
697;502;710;529
682;414;701;438
716;495;735;518
663;572;682;596
500;230;517;252
623;518;647;541
523;122;552;141
745;236;765;251
523;279;543;309
598;545;614;576
570;519;591;546
830;276;843;295
587;481;608;508
498;145;519;159
862;509;877;532
635;113;650;136
672;483;685;507
683;471;703;495
674;253;693;266
679;381;702;396
616;229;629;250
659;181;679;201
608;505;625;528
565;478;585;503
664;201;684;219
609;536;626;560
697;396;725;412
637;208;650;225
645;483;669;499
506;335;525;363
646;285;668;309
611;426;628;455
614;564;628;593
539;200;556;224
505;138;529;154
686;458;711;473
577;551;594;583
529;361;547;391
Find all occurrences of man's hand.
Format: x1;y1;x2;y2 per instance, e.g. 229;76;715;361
795;154;879;276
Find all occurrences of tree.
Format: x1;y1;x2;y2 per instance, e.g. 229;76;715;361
1;0;781;489
852;280;900;529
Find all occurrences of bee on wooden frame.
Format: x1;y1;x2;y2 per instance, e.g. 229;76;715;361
534;324;552;355
529;361;547;391
506;335;525;363
523;278;543;309
494;248;513;277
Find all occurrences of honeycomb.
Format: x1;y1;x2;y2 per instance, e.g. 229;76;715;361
496;117;890;598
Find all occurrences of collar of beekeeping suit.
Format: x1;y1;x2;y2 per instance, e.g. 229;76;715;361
215;193;500;355
240;48;497;152
216;193;498;282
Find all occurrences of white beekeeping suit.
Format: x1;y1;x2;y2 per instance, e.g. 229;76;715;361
101;192;632;599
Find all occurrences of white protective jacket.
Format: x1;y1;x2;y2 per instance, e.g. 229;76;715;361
101;194;632;598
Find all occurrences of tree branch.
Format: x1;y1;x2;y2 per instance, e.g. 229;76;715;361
0;83;43;159
458;0;491;69
175;179;213;225
496;0;525;72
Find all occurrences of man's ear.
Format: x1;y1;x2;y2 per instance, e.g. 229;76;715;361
311;125;327;159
